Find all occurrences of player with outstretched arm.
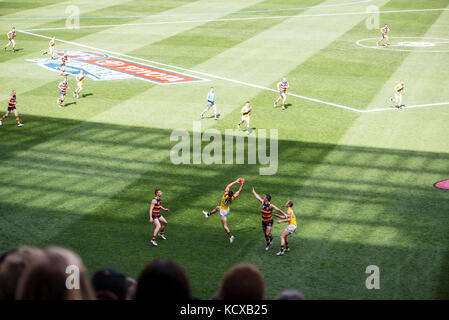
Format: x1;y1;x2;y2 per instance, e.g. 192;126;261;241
252;188;287;251
202;178;244;243
276;200;297;256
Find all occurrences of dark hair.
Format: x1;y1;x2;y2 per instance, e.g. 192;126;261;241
228;190;234;198
265;194;271;202
287;200;294;207
136;260;191;300
92;268;128;300
246;101;250;104
154;189;161;196
218;264;265;300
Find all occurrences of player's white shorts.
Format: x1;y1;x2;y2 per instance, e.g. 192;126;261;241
77;82;83;90
220;208;230;220
49;47;55;56
241;116;250;125
280;91;286;99
395;93;402;101
285;225;297;234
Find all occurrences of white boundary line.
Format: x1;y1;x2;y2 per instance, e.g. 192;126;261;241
356;36;449;53
19;30;449;114
22;8;449;32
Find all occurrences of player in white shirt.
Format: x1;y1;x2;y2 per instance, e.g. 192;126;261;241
43;36;56;59
237;101;252;134
200;87;218;120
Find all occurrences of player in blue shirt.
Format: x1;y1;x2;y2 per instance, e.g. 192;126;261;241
200;87;218;120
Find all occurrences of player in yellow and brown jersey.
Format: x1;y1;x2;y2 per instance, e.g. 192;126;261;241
276;200;296;256
149;189;170;247
252;188;287;251
43;36;56;59
237;101;252;134
389;79;405;109
202;178;244;243
0;90;23;127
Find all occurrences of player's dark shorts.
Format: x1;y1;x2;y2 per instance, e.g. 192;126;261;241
152;215;160;220
7;106;16;112
60;91;66;96
262;220;273;227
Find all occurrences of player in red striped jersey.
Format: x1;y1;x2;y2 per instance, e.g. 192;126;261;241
57;51;69;75
57;77;69;107
4;27;16;52
377;24;390;47
251;188;287;251
0;90;23;127
149;189;170;247
274;76;289;110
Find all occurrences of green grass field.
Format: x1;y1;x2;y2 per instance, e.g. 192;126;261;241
1;0;449;299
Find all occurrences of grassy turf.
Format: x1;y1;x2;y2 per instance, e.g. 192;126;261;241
1;0;448;299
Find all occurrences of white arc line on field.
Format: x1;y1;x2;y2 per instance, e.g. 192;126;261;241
19;30;449;114
20;8;449;32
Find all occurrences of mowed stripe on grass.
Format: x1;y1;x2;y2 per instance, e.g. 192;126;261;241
1;0;448;300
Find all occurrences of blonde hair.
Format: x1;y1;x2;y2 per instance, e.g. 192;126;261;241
0;246;45;300
16;246;95;300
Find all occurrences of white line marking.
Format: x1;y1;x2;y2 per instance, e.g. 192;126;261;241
19;30;449;114
356;37;449;53
22;8;449;32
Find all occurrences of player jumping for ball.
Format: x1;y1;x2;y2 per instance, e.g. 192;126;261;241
0;90;23;127
237;101;252;134
149;189;170;247
73;70;86;99
200;87;218;120
202;178;245;243
251;188;287;251
274;76;289;110
57;77;69;107
377;24;390;47
4;27;16;52
276;200;296;256
389;79;405;109
43;36;56;59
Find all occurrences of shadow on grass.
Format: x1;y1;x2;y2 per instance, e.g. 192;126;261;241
0;114;448;299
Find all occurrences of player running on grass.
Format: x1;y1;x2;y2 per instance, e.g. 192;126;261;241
237;101;252;134
251;188;287;251
202;178;245;243
274;76;289;110
57;51;69;75
73;70;86;99
276;200;296;256
377;24;390;47
149;189;170;247
43;36;56;59
389;79;405;109
0;90;23;127
4;27;16;52
57;77;69;107
200;87;218;120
